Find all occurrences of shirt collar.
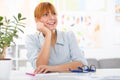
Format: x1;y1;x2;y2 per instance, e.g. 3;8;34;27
56;30;64;45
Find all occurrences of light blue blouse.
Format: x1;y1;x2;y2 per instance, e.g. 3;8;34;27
25;30;88;68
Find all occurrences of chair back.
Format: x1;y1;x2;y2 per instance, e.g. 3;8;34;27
99;58;120;69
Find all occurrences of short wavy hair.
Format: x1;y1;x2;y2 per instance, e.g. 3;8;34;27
34;2;57;19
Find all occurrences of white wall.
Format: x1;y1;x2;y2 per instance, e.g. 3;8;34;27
85;0;120;59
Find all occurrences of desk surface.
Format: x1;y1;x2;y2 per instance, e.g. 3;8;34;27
10;69;120;80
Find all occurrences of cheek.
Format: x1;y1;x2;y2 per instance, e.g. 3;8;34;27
40;18;47;23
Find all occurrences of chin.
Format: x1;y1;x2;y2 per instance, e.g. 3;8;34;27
50;28;56;31
49;26;56;30
49;28;56;32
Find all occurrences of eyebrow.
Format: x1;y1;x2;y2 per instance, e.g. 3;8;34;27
43;12;55;14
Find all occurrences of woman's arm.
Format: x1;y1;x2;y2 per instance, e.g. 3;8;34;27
36;32;51;67
52;61;84;72
36;22;52;67
34;61;84;73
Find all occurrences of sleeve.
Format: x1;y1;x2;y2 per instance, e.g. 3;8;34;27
25;34;40;68
67;31;88;65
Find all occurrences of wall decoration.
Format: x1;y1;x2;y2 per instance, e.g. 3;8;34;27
115;0;120;21
57;14;104;48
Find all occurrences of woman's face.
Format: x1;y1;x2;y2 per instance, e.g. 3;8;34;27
39;11;57;31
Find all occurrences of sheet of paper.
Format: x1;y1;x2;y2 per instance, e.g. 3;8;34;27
30;73;96;80
30;72;120;80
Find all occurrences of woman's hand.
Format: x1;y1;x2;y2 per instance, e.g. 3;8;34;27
36;22;51;36
34;65;54;73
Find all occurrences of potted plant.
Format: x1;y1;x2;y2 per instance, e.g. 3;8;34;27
0;13;26;79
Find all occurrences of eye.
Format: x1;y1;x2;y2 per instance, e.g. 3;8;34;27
52;13;56;15
43;13;48;17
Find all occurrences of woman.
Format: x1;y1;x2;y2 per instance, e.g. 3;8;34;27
25;2;87;73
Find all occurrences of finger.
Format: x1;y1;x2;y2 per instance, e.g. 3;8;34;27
43;69;48;73
38;68;46;73
34;69;36;73
34;67;40;74
34;66;43;74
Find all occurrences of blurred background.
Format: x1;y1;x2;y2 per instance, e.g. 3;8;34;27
0;0;120;70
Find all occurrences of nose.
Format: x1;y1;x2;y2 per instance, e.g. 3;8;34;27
49;14;54;19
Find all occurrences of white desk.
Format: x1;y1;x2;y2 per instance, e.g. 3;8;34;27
10;69;120;80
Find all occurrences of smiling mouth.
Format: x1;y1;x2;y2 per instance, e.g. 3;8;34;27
47;22;56;26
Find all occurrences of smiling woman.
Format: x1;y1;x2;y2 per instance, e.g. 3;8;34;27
25;2;88;74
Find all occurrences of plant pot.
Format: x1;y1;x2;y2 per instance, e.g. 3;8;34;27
0;58;12;80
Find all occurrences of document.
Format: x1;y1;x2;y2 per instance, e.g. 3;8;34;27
30;73;96;80
29;72;120;80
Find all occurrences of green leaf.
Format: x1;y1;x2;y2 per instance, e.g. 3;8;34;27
4;17;9;24
0;16;3;21
20;17;26;20
16;27;24;33
0;22;3;26
7;19;10;23
13;16;18;23
16;23;26;27
18;13;22;20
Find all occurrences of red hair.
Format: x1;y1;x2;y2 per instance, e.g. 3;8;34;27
34;2;57;19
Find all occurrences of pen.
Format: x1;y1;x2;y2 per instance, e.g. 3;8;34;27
26;72;36;76
69;68;81;73
70;69;83;73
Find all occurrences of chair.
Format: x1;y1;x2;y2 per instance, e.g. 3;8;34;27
87;58;100;69
99;58;120;69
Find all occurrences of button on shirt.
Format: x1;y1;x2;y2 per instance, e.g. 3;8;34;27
25;30;88;68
